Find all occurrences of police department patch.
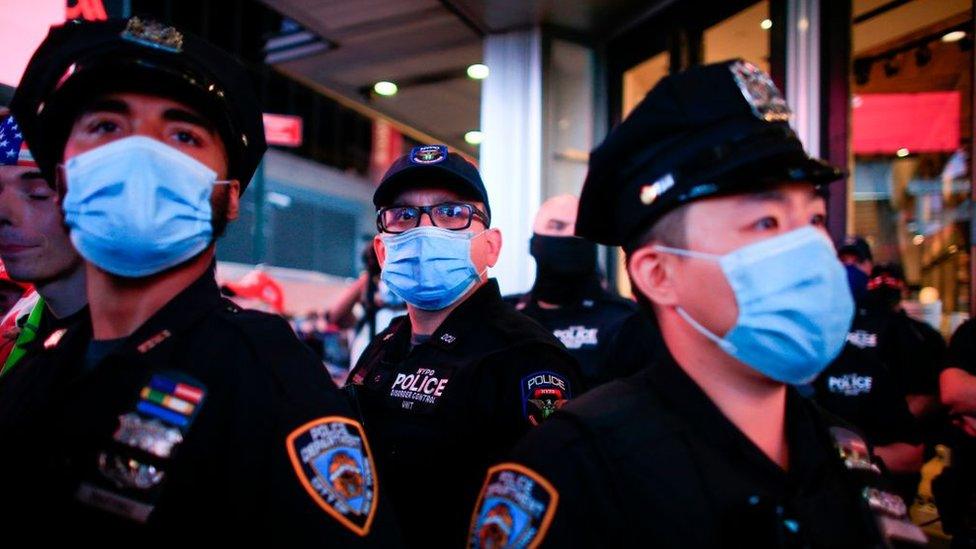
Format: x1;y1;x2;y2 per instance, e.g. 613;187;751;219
410;144;448;164
286;417;378;536
522;372;571;426
469;463;558;549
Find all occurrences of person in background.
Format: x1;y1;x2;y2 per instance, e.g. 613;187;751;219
934;318;976;546
812;255;927;504
509;194;638;390
0;112;86;376
347;145;580;547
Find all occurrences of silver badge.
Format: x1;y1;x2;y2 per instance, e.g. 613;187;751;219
729;61;791;122
864;487;908;518
121;17;184;53
113;412;184;458
830;426;882;474
98;452;166;490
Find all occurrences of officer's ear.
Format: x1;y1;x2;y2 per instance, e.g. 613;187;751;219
482;227;502;268
373;234;387;269
627;245;680;307
224;180;240;222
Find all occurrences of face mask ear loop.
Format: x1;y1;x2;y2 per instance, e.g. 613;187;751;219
653;245;720;261
674;306;738;354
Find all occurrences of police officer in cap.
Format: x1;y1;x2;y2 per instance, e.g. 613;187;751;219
347;145;580;547
0;18;399;544
469;60;925;547
511;194;638;390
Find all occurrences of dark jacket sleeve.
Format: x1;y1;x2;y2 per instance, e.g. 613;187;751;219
228;312;402;545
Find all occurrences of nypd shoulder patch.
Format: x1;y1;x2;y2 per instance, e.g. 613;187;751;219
286;416;379;536
468;463;559;549
522;371;572;426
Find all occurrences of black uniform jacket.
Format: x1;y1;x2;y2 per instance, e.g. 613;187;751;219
347;279;581;547
468;349;886;548
0;265;401;546
514;288;637;391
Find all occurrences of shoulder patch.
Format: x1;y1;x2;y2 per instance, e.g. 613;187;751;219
286;417;378;537
468;463;559;549
522;371;572;426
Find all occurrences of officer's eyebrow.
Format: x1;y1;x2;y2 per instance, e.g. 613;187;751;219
19;171;44;180
77;98;129;117
162;108;217;136
740;190;788;204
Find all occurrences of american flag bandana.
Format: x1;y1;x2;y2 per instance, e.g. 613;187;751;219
0;116;36;168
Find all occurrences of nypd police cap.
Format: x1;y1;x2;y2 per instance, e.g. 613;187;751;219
374;145;491;221
576;59;842;247
11;17;267;190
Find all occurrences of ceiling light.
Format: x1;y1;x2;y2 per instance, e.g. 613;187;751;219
896;147;910;158
464;130;483;145
942;30;967;43
760;19;773;30
373;81;398;96
467;64;490;80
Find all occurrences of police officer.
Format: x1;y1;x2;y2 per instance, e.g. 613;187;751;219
511;194;638;390
812;257;927;503
0;18;399;544
935;319;976;545
469;60;924;548
0;111;87;374
347;145;580;547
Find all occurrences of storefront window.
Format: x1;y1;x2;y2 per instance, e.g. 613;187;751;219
850;0;973;332
702;1;770;72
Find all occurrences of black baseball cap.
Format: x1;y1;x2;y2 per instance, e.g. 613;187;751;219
838;236;873;262
373;145;491;221
10;17;267;190
577;59;843;247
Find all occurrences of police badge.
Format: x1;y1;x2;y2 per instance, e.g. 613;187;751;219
120;17;184;53
469;463;559;549
286;416;378;536
729;60;791;123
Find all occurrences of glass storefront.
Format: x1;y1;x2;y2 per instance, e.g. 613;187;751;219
850;0;973;333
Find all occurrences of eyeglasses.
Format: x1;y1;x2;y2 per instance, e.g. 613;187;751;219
377;202;490;234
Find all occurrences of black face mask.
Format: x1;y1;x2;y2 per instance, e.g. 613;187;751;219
529;234;600;304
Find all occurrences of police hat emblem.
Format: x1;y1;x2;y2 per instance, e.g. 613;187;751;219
120;17;184;53
469;463;559;548
730;60;790;122
287;416;378;536
410;145;448;165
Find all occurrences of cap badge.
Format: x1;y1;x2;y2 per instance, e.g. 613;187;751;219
410;145;448;165
730;60;790;123
121;17;184;53
640;173;675;205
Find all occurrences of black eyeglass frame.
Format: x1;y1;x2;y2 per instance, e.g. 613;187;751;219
376;202;491;234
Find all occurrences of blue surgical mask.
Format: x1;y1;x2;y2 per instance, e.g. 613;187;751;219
380;226;487;311
64;136;226;278
655;227;854;385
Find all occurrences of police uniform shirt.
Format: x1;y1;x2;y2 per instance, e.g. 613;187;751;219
947;318;975;374
812;307;922;447
347;279;581;547
880;310;945;397
0;264;400;545
514;289;637;390
468;349;885;548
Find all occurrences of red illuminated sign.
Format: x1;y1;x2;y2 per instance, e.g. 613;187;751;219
263;114;304;148
66;0;107;21
852;92;960;155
